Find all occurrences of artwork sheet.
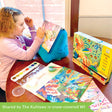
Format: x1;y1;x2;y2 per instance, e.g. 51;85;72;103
36;67;92;102
80;80;112;112
42;20;61;52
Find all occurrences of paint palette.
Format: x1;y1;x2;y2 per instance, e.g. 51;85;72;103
11;61;40;82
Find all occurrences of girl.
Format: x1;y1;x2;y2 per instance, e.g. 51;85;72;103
0;7;45;93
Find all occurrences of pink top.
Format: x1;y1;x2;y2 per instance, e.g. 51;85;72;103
0;26;43;91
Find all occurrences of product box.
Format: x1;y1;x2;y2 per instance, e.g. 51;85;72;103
72;32;112;85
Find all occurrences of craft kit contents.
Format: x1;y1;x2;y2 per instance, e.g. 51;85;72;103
11;62;92;102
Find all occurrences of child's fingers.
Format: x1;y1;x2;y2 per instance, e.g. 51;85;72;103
36;27;45;39
24;18;27;22
24;17;29;21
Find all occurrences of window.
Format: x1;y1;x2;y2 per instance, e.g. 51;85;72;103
0;0;4;7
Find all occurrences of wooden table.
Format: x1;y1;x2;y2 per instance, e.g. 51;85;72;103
6;36;112;102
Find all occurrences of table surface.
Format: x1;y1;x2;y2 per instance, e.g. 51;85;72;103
6;36;112;102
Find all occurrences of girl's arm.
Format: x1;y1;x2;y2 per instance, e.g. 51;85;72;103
0;28;44;61
22;26;36;46
0;37;42;61
23;17;37;46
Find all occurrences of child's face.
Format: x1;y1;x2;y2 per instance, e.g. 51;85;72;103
14;14;25;36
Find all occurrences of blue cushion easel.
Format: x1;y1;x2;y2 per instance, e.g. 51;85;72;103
38;29;69;63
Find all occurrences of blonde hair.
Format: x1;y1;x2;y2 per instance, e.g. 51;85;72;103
0;7;23;38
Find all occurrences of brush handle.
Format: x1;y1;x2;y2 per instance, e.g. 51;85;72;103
49;66;61;68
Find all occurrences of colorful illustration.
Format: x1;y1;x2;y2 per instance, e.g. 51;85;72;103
80;80;112;112
73;33;102;72
73;32;112;84
42;20;61;52
36;67;92;102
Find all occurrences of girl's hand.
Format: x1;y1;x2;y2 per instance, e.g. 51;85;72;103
24;17;34;27
36;27;45;39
